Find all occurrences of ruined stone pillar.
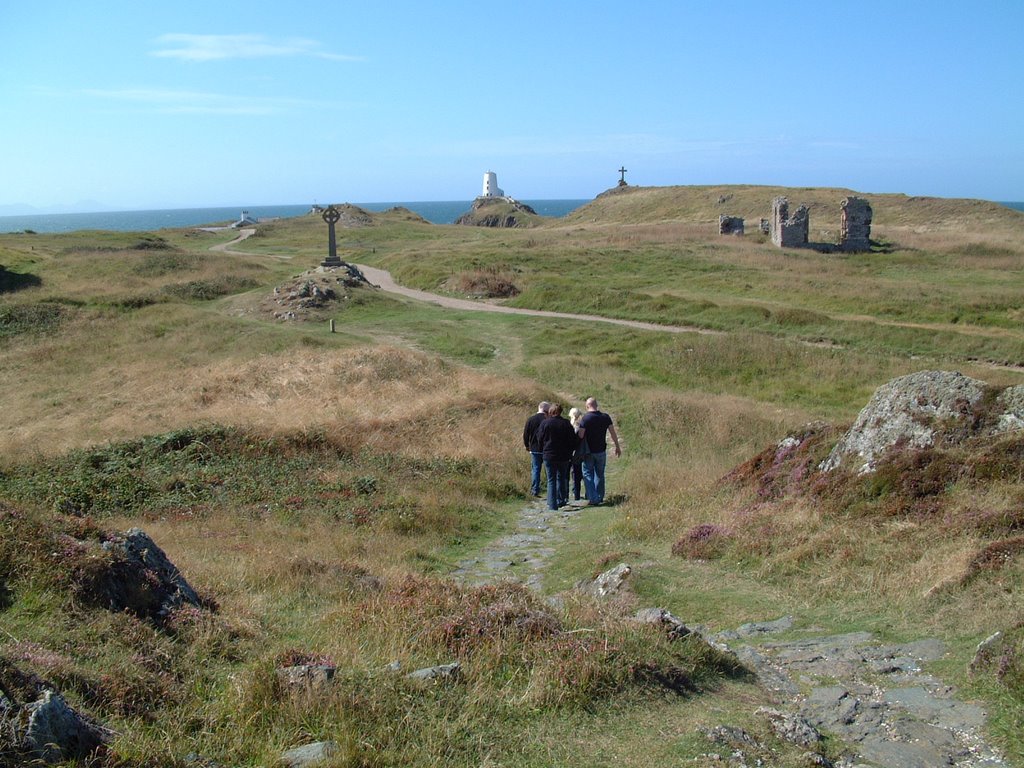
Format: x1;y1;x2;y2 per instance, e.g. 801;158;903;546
840;197;872;252
771;197;809;248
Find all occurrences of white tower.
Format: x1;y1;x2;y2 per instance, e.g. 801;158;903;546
482;171;504;198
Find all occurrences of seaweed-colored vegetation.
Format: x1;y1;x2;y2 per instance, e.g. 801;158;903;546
0;426;510;536
0;301;66;338
161;276;260;301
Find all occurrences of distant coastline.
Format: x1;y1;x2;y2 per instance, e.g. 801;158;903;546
0;199;1019;235
0;200;591;234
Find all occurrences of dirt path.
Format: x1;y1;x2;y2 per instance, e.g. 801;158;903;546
208;228;256;251
354;264;719;336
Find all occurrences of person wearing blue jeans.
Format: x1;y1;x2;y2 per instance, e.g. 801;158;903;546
522;401;550;497
578;397;621;505
535;403;576;510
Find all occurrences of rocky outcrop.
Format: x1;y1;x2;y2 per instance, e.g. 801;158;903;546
281;740;339;768
1;689;109;765
263;269;372;322
706;618;1006;767
329;204;373;228
454;197;540;228
576;563;631;597
85;528;203;623
820;370;1024;474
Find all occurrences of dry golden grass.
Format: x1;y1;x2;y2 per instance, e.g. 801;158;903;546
0;324;541;460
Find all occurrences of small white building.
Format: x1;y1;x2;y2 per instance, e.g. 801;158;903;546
232;210;259;228
482;171;504;198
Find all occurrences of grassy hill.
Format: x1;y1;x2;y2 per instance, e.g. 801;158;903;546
2;185;1024;765
564;184;1024;236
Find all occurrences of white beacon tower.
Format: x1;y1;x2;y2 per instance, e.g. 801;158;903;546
482;171;504;198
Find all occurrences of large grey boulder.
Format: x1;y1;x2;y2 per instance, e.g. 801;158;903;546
821;371;987;473
97;527;202;621
0;690;109;764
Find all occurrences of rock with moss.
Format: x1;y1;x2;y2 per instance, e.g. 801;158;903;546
819;370;1024;474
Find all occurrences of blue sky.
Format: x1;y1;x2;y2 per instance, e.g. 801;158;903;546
1;1;1022;212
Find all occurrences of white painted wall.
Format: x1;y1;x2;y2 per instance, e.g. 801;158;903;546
482;171;504;198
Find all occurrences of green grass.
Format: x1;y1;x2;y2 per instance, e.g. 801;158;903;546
2;185;1024;765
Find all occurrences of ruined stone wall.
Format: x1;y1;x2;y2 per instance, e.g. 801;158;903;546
718;215;744;236
840;196;872;251
770;196;809;248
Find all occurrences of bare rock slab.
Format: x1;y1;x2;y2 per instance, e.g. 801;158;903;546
280;740;339;768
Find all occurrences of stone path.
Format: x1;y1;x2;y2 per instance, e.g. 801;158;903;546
709;618;1007;768
450;497;589;590
449;493;1009;767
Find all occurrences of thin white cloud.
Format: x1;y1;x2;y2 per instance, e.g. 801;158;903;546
83;87;335;115
432;134;865;159
152;33;361;62
432;134;747;158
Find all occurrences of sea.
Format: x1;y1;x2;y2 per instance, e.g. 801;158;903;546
0;200;592;234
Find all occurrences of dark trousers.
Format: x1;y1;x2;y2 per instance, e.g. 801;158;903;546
530;451;544;495
543;459;569;510
571;456;585;500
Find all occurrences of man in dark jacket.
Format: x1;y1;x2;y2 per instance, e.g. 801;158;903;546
523;401;550;496
535;403;577;510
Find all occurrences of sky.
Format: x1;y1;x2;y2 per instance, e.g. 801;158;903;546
1;1;1022;212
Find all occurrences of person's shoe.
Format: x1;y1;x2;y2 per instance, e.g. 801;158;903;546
588;501;602;507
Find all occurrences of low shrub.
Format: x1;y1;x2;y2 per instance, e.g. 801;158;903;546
132;250;201;276
162;277;259;301
0;302;66;338
671;523;733;559
450;267;520;298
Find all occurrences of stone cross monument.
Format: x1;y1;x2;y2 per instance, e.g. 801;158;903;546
617;166;628;187
320;205;343;268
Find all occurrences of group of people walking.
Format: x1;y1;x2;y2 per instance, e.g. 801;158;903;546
522;397;621;511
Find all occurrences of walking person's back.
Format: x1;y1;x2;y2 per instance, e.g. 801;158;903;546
523;401;550;497
577;397;621;505
535;403;576;510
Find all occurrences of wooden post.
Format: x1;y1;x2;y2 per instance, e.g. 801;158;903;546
329;319;336;333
